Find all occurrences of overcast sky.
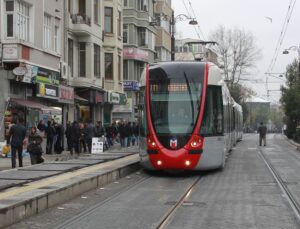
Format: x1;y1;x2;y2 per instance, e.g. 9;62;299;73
172;0;300;103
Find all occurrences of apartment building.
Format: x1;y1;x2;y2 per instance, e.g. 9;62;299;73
154;0;172;62
118;0;157;122
175;38;219;65
65;0;125;125
0;0;64;141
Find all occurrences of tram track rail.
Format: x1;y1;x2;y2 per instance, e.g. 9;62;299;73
55;173;151;229
258;148;300;225
155;176;203;229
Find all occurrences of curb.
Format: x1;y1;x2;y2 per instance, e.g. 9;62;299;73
0;155;140;228
283;135;300;151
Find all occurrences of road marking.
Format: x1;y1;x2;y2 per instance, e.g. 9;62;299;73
0;154;138;200
248;148;257;150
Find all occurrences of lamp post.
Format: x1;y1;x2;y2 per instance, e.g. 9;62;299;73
149;13;197;61
171;14;198;61
283;45;300;77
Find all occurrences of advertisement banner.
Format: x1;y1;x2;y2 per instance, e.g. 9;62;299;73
91;137;104;154
36;83;59;100
59;85;74;104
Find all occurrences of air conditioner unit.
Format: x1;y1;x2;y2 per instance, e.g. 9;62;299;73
60;62;68;79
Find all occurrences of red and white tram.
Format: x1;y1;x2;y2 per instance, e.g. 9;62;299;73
138;62;242;171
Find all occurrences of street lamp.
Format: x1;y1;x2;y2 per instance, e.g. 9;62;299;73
149;13;198;61
171;13;198;61
282;45;300;76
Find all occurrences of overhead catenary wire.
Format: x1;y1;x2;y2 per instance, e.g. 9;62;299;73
181;0;202;39
266;0;297;74
187;0;207;40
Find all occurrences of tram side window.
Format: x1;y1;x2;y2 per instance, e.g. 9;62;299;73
200;86;224;136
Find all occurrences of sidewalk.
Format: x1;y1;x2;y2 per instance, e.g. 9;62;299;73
0;143;138;171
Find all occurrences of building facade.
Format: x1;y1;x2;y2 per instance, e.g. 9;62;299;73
65;0;124;125
175;38;219;65
153;0;172;62
117;0;157;122
0;0;64;141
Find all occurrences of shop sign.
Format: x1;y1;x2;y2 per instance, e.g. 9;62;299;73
37;83;59;100
3;45;18;60
123;80;139;91
22;64;38;83
35;67;60;85
107;91;127;105
109;92;120;104
95;91;104;104
59;85;74;104
13;66;27;76
123;47;149;62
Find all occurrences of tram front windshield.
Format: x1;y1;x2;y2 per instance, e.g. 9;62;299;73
149;64;204;135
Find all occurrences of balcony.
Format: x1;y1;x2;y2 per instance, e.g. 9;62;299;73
69;14;92;36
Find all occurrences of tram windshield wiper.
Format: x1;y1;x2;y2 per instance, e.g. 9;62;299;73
184;72;194;126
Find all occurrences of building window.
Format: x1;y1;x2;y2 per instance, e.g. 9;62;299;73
137;0;148;11
104;7;113;33
94;0;99;24
43;14;52;49
123;24;128;43
54;25;60;52
123;0;128;7
5;1;14;37
118;55;121;81
105;53;113;80
118;11;122;37
138;27;148;47
68;39;74;77
79;43;86;77
94;44;101;78
123;60;128;80
5;0;31;41
16;1;30;41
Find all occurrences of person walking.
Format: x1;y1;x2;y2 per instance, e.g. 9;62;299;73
65;121;72;151
95;121;105;137
257;122;267;146
45;121;56;154
27;127;43;165
79;121;87;153
54;123;63;154
105;123;114;147
8;117;27;168
69;121;80;156
86;119;96;153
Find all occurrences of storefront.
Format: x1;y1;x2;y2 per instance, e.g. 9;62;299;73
4;98;61;140
106;91;127;125
112;81;139;122
75;88;105;123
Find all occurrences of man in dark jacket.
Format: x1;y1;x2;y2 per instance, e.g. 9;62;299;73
86;119;96;153
69;121;80;155
95;121;105;137
8;117;27;168
45;121;56;154
257;122;267;146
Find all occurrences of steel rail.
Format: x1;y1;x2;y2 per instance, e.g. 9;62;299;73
156;176;202;229
55;174;151;229
258;148;300;225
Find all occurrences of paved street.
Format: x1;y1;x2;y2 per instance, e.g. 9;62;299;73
7;133;300;229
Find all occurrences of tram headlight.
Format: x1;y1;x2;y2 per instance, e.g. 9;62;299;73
157;160;162;166
185;160;191;166
187;135;203;149
147;135;158;149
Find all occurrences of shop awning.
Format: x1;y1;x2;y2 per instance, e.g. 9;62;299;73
9;98;60;115
75;94;89;103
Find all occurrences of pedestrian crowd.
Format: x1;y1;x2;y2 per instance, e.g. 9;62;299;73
6;117;139;169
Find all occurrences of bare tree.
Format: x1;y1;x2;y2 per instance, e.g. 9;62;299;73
210;25;262;85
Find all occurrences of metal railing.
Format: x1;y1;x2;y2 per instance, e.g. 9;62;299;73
70;14;91;26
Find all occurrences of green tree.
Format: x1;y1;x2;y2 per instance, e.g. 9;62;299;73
281;59;300;139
